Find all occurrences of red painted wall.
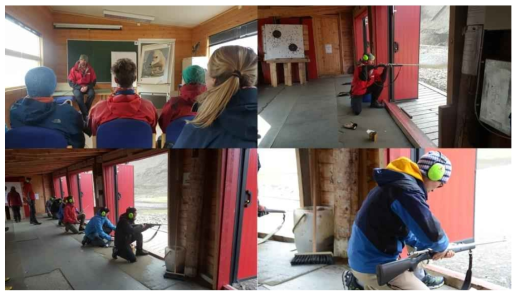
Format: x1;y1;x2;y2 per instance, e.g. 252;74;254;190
373;6;390;102
237;149;258;280
116;164;134;219
79;172;95;219
103;165;116;223
302;18;318;80
60;176;69;197
53;177;61;198
69;174;81;210
393;6;420;100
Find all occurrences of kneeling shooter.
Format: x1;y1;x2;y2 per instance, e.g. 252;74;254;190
63;196;86;234
112;207;153;263
82;207;116;247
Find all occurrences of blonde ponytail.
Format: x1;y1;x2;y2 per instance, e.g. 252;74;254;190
189;46;257;128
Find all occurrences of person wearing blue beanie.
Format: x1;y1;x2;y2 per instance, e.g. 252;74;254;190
9;67;86;148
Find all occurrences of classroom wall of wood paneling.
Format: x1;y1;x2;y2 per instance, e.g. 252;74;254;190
23;174;53;214
5;6;57;72
191;6;258;57
257;6;355;77
51;11;193;89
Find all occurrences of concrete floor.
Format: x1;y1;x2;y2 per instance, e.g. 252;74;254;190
5;216;207;290
258;75;412;148
259;240;454;290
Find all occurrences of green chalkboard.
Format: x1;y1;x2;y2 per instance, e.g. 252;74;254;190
67;40;138;83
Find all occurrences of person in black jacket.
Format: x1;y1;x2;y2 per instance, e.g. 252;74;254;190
174;45;257;148
112;207;152;263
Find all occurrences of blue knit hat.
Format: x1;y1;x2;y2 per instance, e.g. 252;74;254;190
25;67;57;98
417;151;452;184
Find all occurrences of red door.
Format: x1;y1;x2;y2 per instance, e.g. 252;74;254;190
354;10;368;62
60;176;69;197
53;177;61;198
237;149;258;280
79;172;95;219
69;174;81;210
116;164;134;221
373;6;390;102
392;6;420;101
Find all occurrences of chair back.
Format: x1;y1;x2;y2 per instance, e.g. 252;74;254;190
97;119;153;148
6;126;68;148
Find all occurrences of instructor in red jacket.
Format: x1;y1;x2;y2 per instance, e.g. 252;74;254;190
68;54;97;119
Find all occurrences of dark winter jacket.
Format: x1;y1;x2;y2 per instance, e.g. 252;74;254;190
7;191;22;207
347;157;449;274
10;97;86;148
114;214;146;249
174;88;257;148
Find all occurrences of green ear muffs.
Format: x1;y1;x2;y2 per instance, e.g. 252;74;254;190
428;163;446;181
363;54;369;61
101;211;106;217
128;212;134;219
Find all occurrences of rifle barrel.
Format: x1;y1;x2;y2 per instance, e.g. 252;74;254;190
265;209;286;214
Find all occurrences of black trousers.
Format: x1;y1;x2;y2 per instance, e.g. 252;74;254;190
11;206;21;222
73;88;96;117
29;200;39;223
351;84;385;115
5;206;11;220
115;231;143;263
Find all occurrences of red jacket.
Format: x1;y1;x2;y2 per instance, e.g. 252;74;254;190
351;64;384;96
68;62;97;87
88;89;158;136
7;191;22;206
23;182;35;201
63;203;78;224
158;84;206;131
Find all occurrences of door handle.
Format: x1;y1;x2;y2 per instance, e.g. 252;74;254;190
244;190;252;208
394;41;399;53
80;191;84;198
117;192;121;200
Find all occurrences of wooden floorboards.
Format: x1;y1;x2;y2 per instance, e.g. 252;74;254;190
397;83;447;146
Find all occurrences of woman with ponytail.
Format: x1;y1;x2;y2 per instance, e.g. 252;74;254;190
174;45;257;148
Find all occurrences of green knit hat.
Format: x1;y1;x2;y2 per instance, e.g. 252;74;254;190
182;65;205;85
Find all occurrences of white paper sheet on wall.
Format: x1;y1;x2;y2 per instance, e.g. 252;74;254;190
325;44;332;54
35;193;39;200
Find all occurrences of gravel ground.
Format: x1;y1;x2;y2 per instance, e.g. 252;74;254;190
419;45;448;92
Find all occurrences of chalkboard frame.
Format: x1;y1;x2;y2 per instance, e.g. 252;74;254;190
67;39;139;83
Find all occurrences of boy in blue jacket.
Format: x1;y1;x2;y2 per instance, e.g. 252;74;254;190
82;207;116;247
10;67;85;148
346;151;455;290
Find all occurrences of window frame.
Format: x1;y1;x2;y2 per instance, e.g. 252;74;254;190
5;14;44;90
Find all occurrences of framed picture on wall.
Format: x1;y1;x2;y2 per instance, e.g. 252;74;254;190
139;43;171;84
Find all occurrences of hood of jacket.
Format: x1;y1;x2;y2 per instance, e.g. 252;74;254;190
215;88;257;142
107;89;143;117
179;84;206;104
373;157;427;196
11;98;57;125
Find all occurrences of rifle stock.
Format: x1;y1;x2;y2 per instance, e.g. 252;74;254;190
376;252;432;286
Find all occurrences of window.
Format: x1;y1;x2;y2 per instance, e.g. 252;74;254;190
209;21;257;55
5;15;42;88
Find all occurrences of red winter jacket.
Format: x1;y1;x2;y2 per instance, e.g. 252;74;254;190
63;203;78;224
350;64;384;96
7;191;22;207
68;62;97;89
158;84;206;132
88;89;158;136
23;182;35;201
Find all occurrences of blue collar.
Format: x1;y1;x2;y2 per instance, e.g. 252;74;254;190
115;89;136;96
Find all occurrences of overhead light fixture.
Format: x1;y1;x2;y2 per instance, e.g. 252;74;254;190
53;23;122;30
103;10;155;23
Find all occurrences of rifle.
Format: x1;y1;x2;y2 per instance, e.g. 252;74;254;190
376;239;506;289
143;223;163;243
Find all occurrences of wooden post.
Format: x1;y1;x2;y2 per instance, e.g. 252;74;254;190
309;149;318;253
269;63;278;87
298;62;307;84
284;63;293;86
332;149;359;258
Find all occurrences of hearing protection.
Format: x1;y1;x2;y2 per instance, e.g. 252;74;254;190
126;207;136;220
362;53;375;62
427;152;446;182
101;208;107;217
68;196;74;204
128;212;134;219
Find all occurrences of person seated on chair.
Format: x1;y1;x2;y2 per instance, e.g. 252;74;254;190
82;207;116;247
349;52;389;115
68;54;97;119
159;65;206;133
63;196;86;234
89;58;158;138
10;67;85;148
112;207;153;263
174;46;257;148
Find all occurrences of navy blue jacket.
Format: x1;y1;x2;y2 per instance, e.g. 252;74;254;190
347;158;449;274
10;98;85;148
174;88;257;148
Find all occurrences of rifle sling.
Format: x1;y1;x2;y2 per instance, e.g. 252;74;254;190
460;250;473;290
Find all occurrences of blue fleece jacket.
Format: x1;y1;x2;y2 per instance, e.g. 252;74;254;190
174;88;257;148
84;211;116;241
10;97;85;148
347;158;449;274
